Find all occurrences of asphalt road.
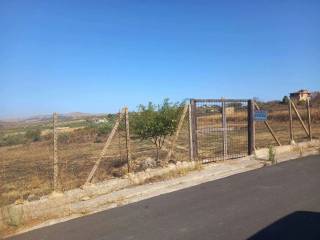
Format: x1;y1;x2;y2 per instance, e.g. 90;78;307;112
10;155;320;240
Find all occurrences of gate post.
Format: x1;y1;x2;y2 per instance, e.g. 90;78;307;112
221;99;228;160
248;99;255;155
190;99;198;161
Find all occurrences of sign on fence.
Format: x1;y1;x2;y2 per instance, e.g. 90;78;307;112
254;110;268;121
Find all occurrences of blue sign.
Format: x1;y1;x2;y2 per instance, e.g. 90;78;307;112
255;110;268;121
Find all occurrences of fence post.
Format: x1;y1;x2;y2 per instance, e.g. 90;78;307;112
188;103;194;161
222;99;228;159
85;108;125;185
53;112;59;192
125;107;131;173
307;98;312;141
166;103;189;162
288;98;294;144
190;99;198;161
247;100;254;155
254;102;281;146
290;99;310;137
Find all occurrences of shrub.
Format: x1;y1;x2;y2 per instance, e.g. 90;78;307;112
25;129;41;142
132;98;181;162
282;96;289;104
268;145;276;164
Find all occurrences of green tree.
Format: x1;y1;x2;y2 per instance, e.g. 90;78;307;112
282;96;289;104
132;99;180;162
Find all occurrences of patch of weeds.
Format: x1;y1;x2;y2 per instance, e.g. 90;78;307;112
142;162;203;184
293;145;304;157
299;147;303;157
268;145;276;164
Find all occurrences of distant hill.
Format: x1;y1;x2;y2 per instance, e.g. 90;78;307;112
0;112;100;123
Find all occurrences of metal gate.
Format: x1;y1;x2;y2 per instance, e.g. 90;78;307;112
190;99;254;162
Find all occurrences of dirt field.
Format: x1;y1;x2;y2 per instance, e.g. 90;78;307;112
0;123;190;207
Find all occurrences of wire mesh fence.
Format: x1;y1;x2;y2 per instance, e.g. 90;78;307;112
0;97;319;207
292;101;311;143
193;99;249;162
255;102;291;148
255;98;319;149
57;111;130;188
310;101;320;139
0;121;53;207
0;105;191;207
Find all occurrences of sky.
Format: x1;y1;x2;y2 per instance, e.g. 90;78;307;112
0;0;319;118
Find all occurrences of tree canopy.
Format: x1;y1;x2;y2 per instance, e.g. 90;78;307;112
132;99;181;162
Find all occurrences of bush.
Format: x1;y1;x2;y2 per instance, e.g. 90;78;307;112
282;96;289;104
25;129;41;142
268;145;276;164
132;98;181;162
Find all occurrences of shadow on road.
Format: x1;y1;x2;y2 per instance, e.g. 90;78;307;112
248;211;320;240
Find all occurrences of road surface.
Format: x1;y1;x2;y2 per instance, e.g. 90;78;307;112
9;155;320;240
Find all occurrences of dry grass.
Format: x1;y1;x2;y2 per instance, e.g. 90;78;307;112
0;127;191;206
141;162;203;184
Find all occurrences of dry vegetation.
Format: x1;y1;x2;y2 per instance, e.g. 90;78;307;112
0;116;190;207
141;162;203;184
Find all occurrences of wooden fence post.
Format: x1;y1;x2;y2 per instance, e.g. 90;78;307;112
247;100;254;155
85;108;125;185
188;103;194;161
288;98;294;144
222;100;228;159
307;98;312;140
254;102;281;146
290;99;310;137
125;107;131;173
166;103;189;162
53;112;59;192
190;99;198;161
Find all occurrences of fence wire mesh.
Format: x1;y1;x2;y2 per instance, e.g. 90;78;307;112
57;112;128;189
0;120;52;207
0;107;192;207
255;99;319;149
168;109;191;163
1;97;319;207
194;99;248;162
310;100;320;139
255;102;290;148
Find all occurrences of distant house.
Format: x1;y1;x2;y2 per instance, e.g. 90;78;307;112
290;89;311;102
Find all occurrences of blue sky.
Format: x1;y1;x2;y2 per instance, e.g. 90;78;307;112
1;0;319;118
